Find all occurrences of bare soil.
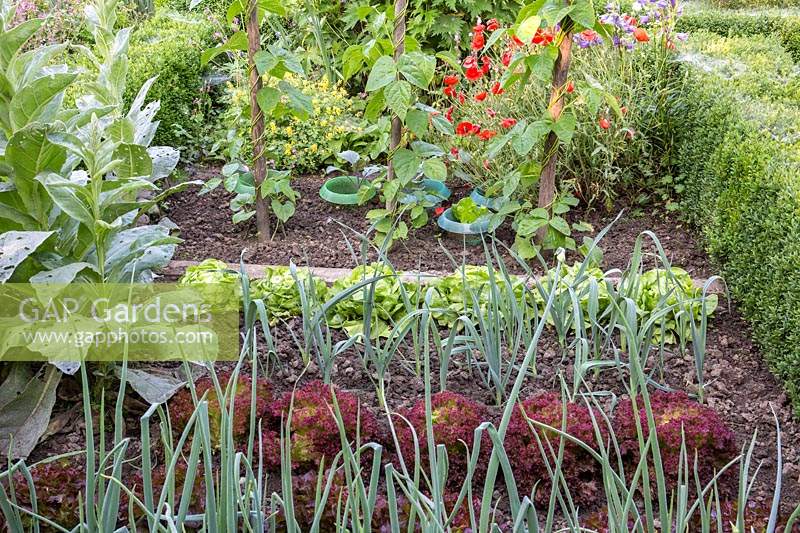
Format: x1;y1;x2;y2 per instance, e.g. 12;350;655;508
168;166;711;278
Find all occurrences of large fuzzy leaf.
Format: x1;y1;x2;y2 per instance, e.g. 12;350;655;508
0;183;37;229
5;124;66;223
6;43;68;91
112;143;152;179
29;262;99;284
9;72;76;130
147;146;179;181
121;366;187;404
103;224;180;282
0;19;43;70
126;76;160;146
36;172;93;228
6;124;66;181
0;364;61;459
0;230;53;283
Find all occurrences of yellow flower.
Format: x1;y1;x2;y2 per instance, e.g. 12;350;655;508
284;144;293;155
310;143;318;153
285;126;293;136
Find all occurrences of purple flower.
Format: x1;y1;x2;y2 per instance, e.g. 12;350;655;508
573;30;604;48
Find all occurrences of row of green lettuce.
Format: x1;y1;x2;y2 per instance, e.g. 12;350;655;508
180;259;716;345
669;31;800;413
678;7;800;60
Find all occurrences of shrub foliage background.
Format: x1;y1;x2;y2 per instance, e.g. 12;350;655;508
670;32;800;413
126;12;216;147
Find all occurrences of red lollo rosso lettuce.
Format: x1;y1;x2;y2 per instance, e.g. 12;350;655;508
396;391;492;487
615;391;737;486
168;372;280;466
505;392;606;504
270;380;379;472
10;457;85;528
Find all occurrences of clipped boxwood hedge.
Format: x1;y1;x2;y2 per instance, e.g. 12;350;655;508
678;10;800;60
126;12;215;147
670;35;800;414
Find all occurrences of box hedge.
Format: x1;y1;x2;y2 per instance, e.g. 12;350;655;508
678;10;800;60
126;12;215;147
670;34;800;413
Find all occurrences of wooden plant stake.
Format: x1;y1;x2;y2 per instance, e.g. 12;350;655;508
247;0;271;242
536;19;574;243
386;0;406;211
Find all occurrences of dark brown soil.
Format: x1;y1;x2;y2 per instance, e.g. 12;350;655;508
168;166;711;278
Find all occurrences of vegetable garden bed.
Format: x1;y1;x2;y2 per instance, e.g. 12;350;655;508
3;0;800;525
30;164;795;516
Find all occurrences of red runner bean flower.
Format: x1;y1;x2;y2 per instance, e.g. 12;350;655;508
465;66;483;81
456;121;475;135
472;32;485;50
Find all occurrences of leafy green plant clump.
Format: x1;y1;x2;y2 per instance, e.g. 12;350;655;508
533;261;610;316
250;266;329;322
634;267;718;344
178;258;241;311
452;197;489;224
429;265;529;328
396;391;492;486
615;391;737;485
328;263;414;337
270;381;379;471
505;392;606;505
